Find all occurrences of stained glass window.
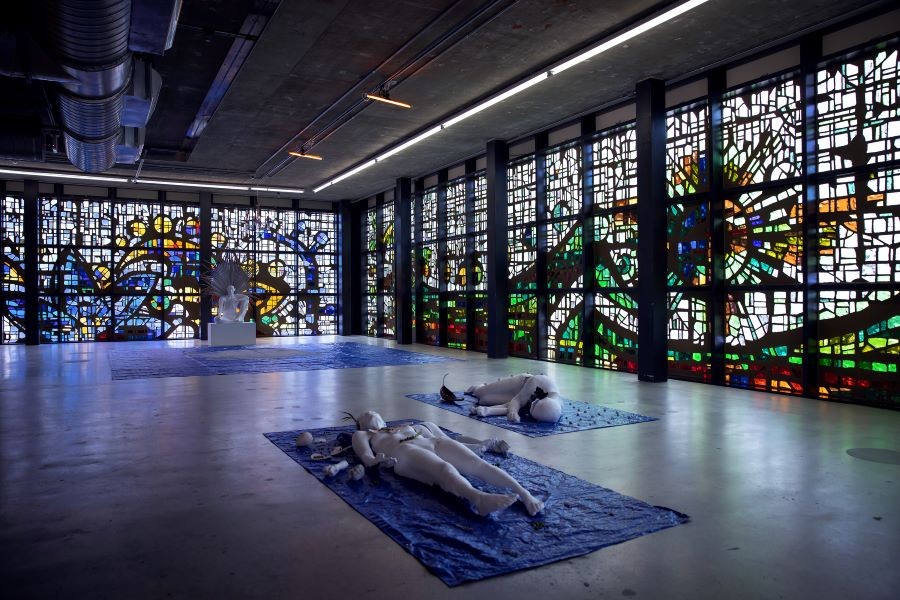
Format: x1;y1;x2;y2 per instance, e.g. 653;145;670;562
666;102;709;197
363;201;395;338
817;47;900;172
722;77;802;186
724;290;804;394
594;211;637;289
667;291;711;382
381;201;396;338
589;122;639;372
818;170;899;284
818;289;899;406
546;145;581;219
1;194;26;343
593;292;638;372
547;292;583;363
725;185;803;285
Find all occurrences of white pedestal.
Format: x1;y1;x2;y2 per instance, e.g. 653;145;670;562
208;322;256;347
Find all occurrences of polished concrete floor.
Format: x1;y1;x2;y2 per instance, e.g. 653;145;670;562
1;336;898;599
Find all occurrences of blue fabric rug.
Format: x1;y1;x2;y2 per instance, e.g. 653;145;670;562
405;393;656;437
108;342;454;380
264;423;688;586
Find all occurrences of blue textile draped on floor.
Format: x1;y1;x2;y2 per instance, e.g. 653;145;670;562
108;342;454;380
264;423;688;586
405;393;656;437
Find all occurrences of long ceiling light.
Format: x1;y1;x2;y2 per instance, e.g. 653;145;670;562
365;93;412;109
313;0;711;193
0;168;306;195
288;151;324;160
250;186;305;194
0;168;129;183
134;178;250;191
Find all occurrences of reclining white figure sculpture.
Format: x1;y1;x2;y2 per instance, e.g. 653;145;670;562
467;373;563;423
349;411;544;516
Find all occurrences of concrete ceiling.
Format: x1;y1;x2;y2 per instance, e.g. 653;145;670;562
1;0;892;200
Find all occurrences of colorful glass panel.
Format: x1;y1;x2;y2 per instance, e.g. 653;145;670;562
817;48;900;172
818;289;899;406
667;202;710;287
547;220;582;290
1;194;25;343
592;292;638;372
818;170;900;284
725;185;803;285
508;292;536;357
594;211;638;289
666;103;709;197
592;125;637;210
722;77;802;186
667;291;711;382
547;292;583;364
545;145;581;220
724;290;804;394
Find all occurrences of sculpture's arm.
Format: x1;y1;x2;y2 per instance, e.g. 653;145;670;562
352;431;393;468
421;422;509;455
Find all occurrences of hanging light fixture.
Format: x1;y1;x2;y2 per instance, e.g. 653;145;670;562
288;151;324;160
365;92;412;109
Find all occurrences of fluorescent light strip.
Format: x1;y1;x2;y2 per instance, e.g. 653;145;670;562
375;126;443;162
313;159;378;193
442;72;550;129
549;0;710;76
135;178;249;191
250;186;305;194
0;168;129;183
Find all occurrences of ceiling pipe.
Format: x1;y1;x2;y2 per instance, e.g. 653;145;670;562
44;0;134;173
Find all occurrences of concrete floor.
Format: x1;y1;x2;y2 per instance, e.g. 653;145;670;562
1;336;898;599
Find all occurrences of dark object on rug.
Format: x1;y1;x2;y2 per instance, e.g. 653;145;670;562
440;373;461;404
406;393;656;437
264;422;688;587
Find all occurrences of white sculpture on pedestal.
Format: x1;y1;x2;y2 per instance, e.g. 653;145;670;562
217;285;249;323
203;252;253;323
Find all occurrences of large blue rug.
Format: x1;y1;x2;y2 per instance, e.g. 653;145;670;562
406;392;656;437
264;423;688;586
108;342;454;380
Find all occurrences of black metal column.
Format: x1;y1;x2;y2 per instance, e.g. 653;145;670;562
414;179;424;343
801;36;822;397
23;179;40;345
339;200;362;335
394;178;413;344
581;115;597;367
464;158;478;351
635;78;668;382
708;68;727;384
534;132;548;361
485;140;509;358
375;193;385;337
437;170;448;347
198;190;212;339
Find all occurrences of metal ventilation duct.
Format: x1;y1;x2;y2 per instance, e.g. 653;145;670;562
44;0;133;173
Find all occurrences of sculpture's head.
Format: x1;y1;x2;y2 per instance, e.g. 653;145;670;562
357;411;386;431
227;285;235;294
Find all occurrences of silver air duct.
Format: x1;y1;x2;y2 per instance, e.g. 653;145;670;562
45;0;133;173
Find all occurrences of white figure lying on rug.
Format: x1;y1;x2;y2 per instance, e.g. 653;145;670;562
349;411;543;516
217;285;249;322
466;373;563;424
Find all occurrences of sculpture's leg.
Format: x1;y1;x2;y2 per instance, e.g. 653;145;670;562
468;374;530;406
432;438;544;516
392;444;515;516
